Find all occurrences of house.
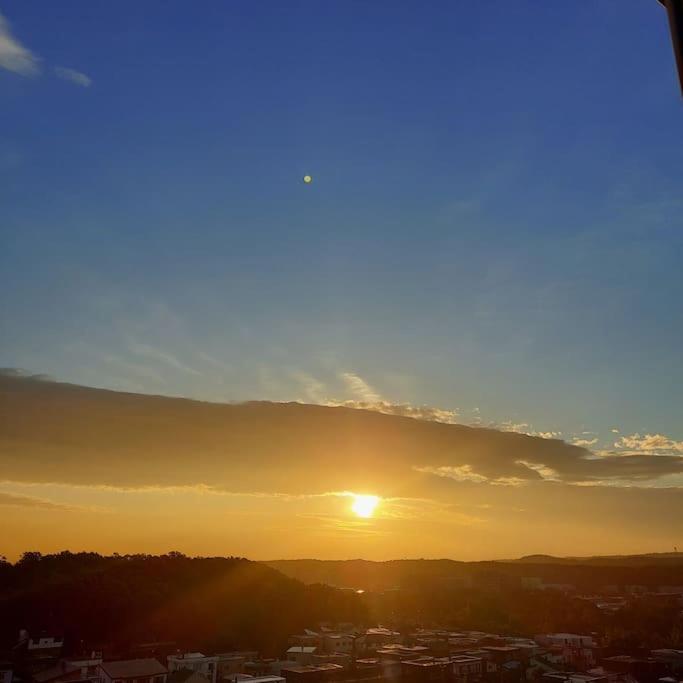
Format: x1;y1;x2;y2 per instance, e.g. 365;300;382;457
28;637;65;658
322;636;353;656
401;658;450;683
215;653;259;680
451;655;483;682
99;659;167;683
167;654;218;683
17;634;65;670
536;635;597;668
310;655;350;671
542;673;608;683
285;649;317;667
281;664;344;683
32;656;103;683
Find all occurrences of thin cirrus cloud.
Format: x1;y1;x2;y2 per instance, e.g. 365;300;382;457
289;369;459;424
0;10;91;85
0;490;75;511
339;371;382;403
53;65;92;87
127;341;200;376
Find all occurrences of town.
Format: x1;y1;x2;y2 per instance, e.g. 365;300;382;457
3;584;683;683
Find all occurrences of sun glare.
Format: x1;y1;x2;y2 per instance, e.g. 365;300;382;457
351;494;379;518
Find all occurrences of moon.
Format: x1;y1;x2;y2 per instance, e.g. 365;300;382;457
303;175;313;184
351;494;379;518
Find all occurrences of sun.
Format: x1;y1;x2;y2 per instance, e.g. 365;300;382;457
351;494;379;518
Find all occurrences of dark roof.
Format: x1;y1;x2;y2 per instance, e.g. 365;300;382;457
101;659;167;679
33;664;81;683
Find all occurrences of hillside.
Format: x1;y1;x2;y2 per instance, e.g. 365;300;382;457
265;557;683;592
0;552;365;655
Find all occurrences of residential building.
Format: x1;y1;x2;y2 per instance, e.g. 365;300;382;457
99;659;168;683
167;654;218;683
451;655;483;683
285;649;317;667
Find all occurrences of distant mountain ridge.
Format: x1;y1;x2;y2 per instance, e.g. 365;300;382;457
264;555;683;591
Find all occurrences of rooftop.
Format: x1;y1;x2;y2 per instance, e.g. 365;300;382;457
286;648;317;654
100;659;168;679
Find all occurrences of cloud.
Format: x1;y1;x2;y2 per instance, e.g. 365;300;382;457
614;433;683;455
196;352;232;374
498;421;562;439
415;465;525;486
0;491;74;511
333;372;459;424
328;399;459;424
2;372;683;498
0;368;54;381
0;11;40;76
289;370;328;404
572;437;599;448
127;342;200;376
340;372;382;403
53;65;91;87
516;460;560;481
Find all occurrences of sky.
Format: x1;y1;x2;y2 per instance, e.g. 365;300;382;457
1;2;682;560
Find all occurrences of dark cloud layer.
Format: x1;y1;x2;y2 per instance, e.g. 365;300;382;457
2;374;682;498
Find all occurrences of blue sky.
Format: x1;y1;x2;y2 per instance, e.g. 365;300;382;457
1;0;682;451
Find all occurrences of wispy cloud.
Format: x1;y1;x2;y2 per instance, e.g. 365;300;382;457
0;11;40;76
127;342;200;376
329;399;459;424
196;351;232;374
414;465;525;487
53;65;91;87
340;371;382;403
289;370;328;403
0;490;76;511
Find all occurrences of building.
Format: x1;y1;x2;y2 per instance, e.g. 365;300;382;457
322;636;354;656
32;656;103;683
281;664;344;683
451;656;483;683
536;635;597;668
543;674;608;683
601;656;671;683
216;653;259;680
402;659;450;683
167;654;218;683
285;650;317;667
99;659;168;683
18;634;65;670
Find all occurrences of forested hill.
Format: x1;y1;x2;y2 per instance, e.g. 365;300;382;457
264;556;683;592
0;552;366;655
